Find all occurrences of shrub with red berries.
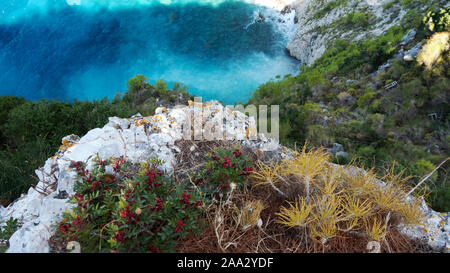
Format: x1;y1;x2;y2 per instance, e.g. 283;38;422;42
55;157;204;253
194;146;253;200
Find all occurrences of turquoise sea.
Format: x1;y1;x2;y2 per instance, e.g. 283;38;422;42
0;0;299;104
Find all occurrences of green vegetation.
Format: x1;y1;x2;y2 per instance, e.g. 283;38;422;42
54;157;204;253
383;1;396;11
337;11;372;29
313;0;349;20
248;7;449;211
0;78;191;205
422;7;450;33
0;217;20;252
53;146;254;253
193;147;254;199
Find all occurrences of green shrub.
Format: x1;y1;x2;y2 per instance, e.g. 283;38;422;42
400;0;413;8
194;147;254;200
155;79;169;95
416;159;438;182
357;91;376;108
369;98;383;113
431;183;450;212
126;74;147;94
2;99;132;148
306;125;333;146
351;12;369;27
0;217;20;252
0;138;53;203
313;0;349;19
383;1;395;10
422;7;450;32
0;96;25;128
55;157;204;253
336;11;372;29
357;145;376;158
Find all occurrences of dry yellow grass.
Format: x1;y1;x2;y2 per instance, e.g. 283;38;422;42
340;167;378;197
396;198;425;226
282;145;329;201
251;160;288;198
342;194;373;228
253;144;426;245
364;217;387;242
370;184;404;212
275;197;314;228
184;143;430;253
314;166;343;197
309;194;344;243
252;160;284;187
233;200;266;230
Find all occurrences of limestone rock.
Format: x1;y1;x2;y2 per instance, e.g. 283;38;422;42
285;0;432;65
404;42;423;61
330;143;344;155
400;29;417;45
0;206;5;225
400;202;449;252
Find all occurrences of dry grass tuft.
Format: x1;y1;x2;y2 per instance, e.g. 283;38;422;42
233;200;266;231
275;197;313;228
363;217;387;242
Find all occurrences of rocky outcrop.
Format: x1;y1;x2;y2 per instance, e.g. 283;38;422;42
284;0;439;65
400;203;450;252
0;101;281;252
0;100;449;252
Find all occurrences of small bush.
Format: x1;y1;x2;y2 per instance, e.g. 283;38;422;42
421;7;450;33
193;147;254;200
416;159;438;182
383;1;395;10
352;12;369;27
55;157;204;253
0;217;20;252
357;91;376;108
400;0;413;8
431;183;450;212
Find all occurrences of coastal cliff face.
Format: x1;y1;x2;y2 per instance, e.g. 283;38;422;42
285;0;444;65
0;101;449;253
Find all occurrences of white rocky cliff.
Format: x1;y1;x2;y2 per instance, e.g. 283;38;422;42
284;0;446;65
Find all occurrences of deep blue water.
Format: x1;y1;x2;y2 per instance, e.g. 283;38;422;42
0;1;299;104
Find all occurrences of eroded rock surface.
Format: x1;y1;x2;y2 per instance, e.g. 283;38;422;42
285;0;443;65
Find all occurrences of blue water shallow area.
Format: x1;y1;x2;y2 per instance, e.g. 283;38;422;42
0;1;299;104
